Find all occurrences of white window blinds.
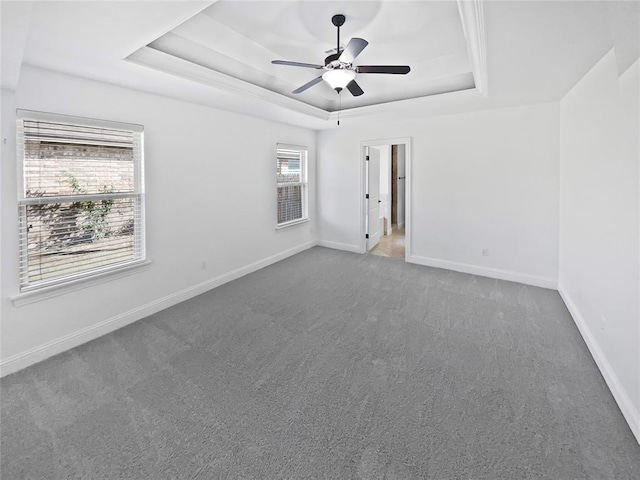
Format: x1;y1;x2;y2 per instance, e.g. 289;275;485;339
17;110;145;292
276;144;308;226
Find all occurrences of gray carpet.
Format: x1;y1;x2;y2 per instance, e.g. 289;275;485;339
1;247;639;479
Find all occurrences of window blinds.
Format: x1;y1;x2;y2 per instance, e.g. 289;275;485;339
17;110;145;291
276;145;308;226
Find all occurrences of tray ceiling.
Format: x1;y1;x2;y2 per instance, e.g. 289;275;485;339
129;1;476;113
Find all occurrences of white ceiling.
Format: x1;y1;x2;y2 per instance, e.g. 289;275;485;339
1;1;637;130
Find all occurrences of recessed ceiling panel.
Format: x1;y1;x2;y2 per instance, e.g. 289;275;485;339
131;0;475;112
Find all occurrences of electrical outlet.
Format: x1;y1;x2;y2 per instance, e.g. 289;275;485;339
482;248;489;256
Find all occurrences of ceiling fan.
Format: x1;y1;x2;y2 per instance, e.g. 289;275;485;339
271;14;411;97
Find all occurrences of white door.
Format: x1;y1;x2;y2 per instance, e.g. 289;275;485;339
366;147;382;250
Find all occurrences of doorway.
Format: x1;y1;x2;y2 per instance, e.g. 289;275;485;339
361;138;411;260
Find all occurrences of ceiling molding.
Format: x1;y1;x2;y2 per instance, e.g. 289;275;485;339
127;45;484;128
457;0;488;96
125;46;329;121
126;44;479;126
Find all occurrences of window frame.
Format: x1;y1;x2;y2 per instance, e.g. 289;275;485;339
16;109;146;294
276;144;309;229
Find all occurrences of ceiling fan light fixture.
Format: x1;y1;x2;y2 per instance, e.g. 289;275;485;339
322;69;355;91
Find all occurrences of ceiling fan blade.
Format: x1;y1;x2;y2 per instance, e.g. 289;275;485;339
292;75;324;94
346;80;364;97
357;65;411;74
272;60;324;69
338;38;368;64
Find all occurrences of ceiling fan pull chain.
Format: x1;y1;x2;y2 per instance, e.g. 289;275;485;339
338;92;341;126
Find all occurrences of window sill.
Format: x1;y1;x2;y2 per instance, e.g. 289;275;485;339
276;218;309;230
11;259;152;307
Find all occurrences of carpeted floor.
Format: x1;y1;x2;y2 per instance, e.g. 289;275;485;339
1;247;639;479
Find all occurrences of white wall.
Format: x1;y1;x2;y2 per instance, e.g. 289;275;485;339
0;88;17;334
0;66;317;373
559;50;640;440
317;103;560;287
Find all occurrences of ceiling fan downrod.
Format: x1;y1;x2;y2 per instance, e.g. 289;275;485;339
329;14;348;94
332;14;345;57
333;14;345;123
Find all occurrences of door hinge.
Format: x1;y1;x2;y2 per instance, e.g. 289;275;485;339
366;156;370;161
365;194;369;199
365;234;369;239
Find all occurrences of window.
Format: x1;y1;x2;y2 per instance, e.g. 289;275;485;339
17;110;145;292
276;144;308;227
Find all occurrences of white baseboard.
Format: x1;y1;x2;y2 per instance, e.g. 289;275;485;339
317;239;363;254
558;283;640;444
406;254;557;289
0;241;316;377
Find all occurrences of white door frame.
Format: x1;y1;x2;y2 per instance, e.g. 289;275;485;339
359;137;412;259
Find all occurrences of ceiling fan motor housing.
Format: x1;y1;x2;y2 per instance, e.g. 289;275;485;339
324;52;342;66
